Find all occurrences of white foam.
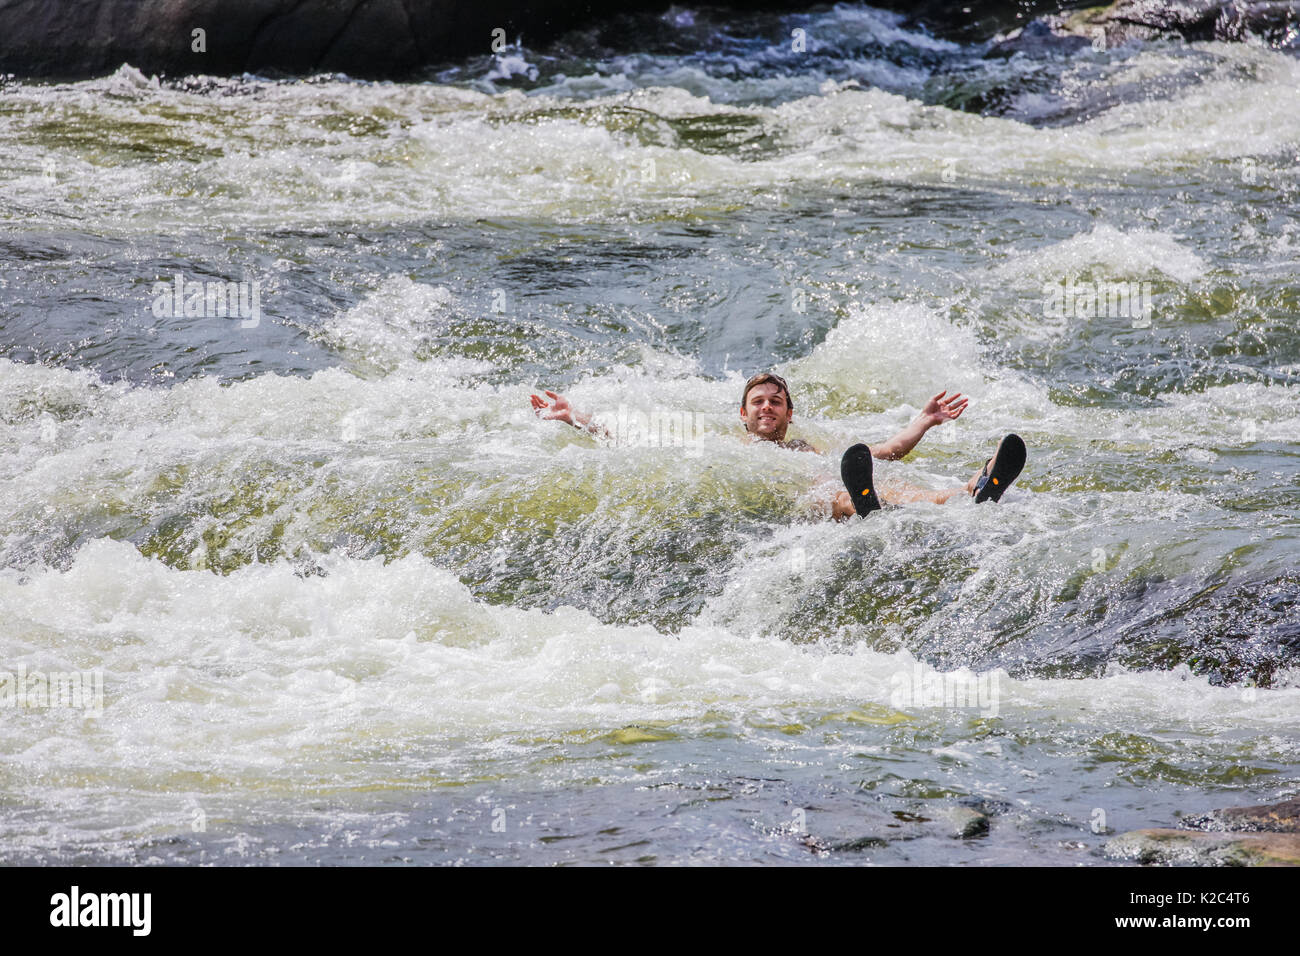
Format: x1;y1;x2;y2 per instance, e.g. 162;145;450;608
4;43;1298;232
2;538;1292;772
783;299;1048;445
313;275;462;372
993;225;1209;286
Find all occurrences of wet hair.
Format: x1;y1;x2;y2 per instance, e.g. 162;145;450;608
741;372;793;412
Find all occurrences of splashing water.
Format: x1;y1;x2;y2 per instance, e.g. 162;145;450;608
1;5;1297;865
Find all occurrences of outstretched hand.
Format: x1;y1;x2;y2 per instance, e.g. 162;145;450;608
921;390;968;427
530;389;576;427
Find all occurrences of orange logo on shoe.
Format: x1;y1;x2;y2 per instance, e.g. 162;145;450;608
992;478;999;485
862;487;871;495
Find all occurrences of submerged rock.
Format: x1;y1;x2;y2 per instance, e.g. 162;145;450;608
944;806;991;838
986;20;1092;58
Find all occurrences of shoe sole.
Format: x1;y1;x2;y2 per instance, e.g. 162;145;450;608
974;433;1026;503
841;443;883;517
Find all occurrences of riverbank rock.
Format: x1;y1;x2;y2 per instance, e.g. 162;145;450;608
0;0;667;79
3;1;1295;81
1105;827;1300;865
1106;796;1300;865
1181;795;1300;833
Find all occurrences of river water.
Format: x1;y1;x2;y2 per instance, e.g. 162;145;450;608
1;5;1297;865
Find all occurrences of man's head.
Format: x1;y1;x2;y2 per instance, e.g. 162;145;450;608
740;372;793;442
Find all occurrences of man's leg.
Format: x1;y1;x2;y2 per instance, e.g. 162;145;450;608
880;465;985;505
832;435;1026;519
832;490;856;520
832;463;983;518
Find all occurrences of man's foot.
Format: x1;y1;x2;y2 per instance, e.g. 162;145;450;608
840;444;883;518
973;434;1026;503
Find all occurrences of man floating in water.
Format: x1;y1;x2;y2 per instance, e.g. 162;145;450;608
530;371;1025;520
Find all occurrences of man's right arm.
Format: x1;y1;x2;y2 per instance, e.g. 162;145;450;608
530;389;611;439
872;390;967;459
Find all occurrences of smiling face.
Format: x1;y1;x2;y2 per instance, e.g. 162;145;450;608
741;381;793;442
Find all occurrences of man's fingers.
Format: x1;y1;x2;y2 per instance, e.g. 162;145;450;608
545;390;559;400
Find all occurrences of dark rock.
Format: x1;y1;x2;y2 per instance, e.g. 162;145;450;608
985;0;1300;57
1102;0;1298;46
1103;0;1226;40
824;834;891;851
1214;0;1300;46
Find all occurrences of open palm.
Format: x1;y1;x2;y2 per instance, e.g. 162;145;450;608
922;390;967;427
530;389;575;426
